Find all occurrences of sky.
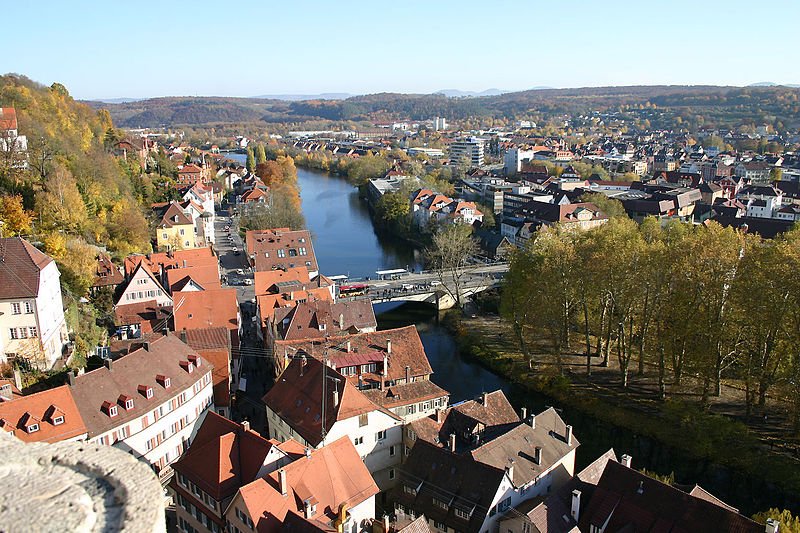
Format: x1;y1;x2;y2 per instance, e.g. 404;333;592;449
4;0;800;100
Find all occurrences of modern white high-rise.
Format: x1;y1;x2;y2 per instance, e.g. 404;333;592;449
433;116;448;131
450;137;486;167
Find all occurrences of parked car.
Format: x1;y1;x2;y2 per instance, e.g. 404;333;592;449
236;269;244;275
243;279;253;286
430;280;442;286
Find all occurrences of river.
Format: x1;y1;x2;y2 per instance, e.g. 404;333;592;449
232;157;793;515
295;167;511;404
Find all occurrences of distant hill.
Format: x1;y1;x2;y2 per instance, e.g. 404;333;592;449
434;88;508;97
91;97;146;104
93;84;800;129
252;93;354;101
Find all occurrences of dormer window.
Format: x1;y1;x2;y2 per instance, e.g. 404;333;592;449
157;375;171;389
180;360;195;374
188;354;201;367
26;423;39;433
102;401;118;418
138;384;154;399
119;395;134;411
46;405;65;425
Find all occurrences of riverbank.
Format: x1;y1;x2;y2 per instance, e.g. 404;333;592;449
442;310;800;516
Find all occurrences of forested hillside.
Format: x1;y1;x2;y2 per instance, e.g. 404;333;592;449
0;75;152;362
96;85;800;130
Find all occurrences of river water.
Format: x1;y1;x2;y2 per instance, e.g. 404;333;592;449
295;167;510;403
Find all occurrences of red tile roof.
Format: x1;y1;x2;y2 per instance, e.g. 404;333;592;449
0;385;87;443
264;357;391;447
0;107;18;131
124;248;217;277
173;289;239;332
0;237;55;299
237;436;379;531
172;411;280;501
166;264;221;292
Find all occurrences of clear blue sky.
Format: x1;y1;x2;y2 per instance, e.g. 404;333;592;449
5;0;800;100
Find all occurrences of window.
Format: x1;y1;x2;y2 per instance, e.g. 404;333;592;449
433;497;449;510
27;423;39;433
407;429;416;441
403;484;417;496
29;326;38;337
108;405;118;417
455;507;472;520
389;445;396;456
24;301;33;314
389;469;395;480
498;496;512;512
162;233;167;239
53;416;64;426
433;520;447;531
299;247;307;255
179;229;185;235
277;249;286;258
11;303;21;314
375;430;386;441
19;328;28;339
125;398;134;410
358;413;369;427
406;404;416;415
354;436;363;446
9;328;18;340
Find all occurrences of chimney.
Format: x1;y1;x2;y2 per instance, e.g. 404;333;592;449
534;446;542;465
278;468;287;496
104;358;114;371
765;518;780;533
449;433;456;453
13;369;23;391
289;291;294;300
67;371;75;387
637;481;644;495
182;259;187;268
339;313;344;328
300;355;306;377
332;388;339;408
482;391;489;405
505;460;515;481
405;365;411;384
381;353;388;390
565;424;573;446
621;454;632;468
180;329;187;344
303;499;314;518
436;408;445;424
520;407;527;421
346;341;351;353
530;414;536;429
382;515;390;533
242;420;250;432
386;339;392;354
570;490;581;522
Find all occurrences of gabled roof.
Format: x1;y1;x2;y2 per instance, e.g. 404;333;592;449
469;409;579;487
172;411;282;501
178;163;203;174
113;299;172;334
236;436;378;532
277;299;377;341
173;289;239;332
263;357;393;447
69;334;210;437
0;237;55;299
156;202;193;228
580;460;761;532
276;325;432;387
124;248;217;278
166;264;221;292
0;385;87;443
392;440;506;533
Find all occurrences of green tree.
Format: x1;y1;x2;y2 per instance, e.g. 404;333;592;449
578;192;628;219
255;143;267;165
246;146;255;173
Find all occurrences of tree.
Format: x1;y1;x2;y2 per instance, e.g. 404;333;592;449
35;163;88;233
578;192;628;219
246;146;255;173
255;143;267;165
0;195;33;236
426;224;478;308
239;189;305;231
752;509;800;533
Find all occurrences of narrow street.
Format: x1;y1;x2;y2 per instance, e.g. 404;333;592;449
214;212;271;435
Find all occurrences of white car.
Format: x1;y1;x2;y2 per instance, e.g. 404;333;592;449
430;280;442;286
236;269;244;275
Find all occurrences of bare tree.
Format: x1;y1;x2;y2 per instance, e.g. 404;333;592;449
425;224;478;308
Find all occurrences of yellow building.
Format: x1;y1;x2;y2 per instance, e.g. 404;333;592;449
155;202;197;251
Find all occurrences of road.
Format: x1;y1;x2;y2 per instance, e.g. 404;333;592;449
214;213;270;434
